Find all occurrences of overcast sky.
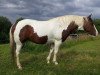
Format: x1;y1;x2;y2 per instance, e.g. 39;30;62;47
0;0;100;22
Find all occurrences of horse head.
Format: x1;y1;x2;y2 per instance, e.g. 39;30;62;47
83;14;98;36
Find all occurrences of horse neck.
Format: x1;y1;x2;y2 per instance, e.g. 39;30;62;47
49;15;85;31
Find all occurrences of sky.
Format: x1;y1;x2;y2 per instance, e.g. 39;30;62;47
0;0;100;22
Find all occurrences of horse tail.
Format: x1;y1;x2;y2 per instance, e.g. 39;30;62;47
10;26;16;63
10;18;24;63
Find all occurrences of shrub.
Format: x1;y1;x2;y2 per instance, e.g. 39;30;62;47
0;16;12;44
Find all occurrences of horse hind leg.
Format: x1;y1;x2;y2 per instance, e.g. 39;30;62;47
47;44;54;64
15;43;22;70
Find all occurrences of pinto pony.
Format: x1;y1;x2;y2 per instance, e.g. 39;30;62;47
10;15;98;70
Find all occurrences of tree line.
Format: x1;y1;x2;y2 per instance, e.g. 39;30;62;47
0;16;23;44
0;16;100;44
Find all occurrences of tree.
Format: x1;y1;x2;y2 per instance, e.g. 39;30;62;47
0;16;12;44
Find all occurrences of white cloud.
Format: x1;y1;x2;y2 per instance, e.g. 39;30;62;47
0;0;26;8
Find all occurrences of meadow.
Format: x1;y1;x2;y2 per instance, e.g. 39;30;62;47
0;34;100;75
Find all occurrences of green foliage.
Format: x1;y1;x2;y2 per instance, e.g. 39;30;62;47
0;16;12;43
94;19;100;33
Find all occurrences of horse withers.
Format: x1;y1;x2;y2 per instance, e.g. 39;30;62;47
10;14;98;70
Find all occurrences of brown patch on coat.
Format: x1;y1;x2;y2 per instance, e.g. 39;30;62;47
83;17;96;36
62;21;78;42
19;25;48;44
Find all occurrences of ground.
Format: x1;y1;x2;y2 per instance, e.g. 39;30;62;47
0;35;100;75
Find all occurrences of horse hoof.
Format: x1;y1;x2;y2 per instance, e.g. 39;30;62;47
18;66;22;70
47;61;50;64
55;62;58;65
53;61;58;65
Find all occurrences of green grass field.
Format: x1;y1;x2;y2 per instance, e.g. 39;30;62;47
0;35;100;75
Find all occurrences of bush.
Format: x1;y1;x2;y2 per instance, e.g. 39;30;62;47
94;19;100;33
0;16;12;44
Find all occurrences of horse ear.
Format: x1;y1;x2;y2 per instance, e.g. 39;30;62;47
88;14;92;18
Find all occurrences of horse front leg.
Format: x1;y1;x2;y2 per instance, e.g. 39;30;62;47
16;44;22;70
47;44;54;64
53;40;61;65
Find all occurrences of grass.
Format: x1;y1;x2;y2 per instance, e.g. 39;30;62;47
0;35;100;75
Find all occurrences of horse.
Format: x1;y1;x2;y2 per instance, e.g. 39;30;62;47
10;14;98;70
